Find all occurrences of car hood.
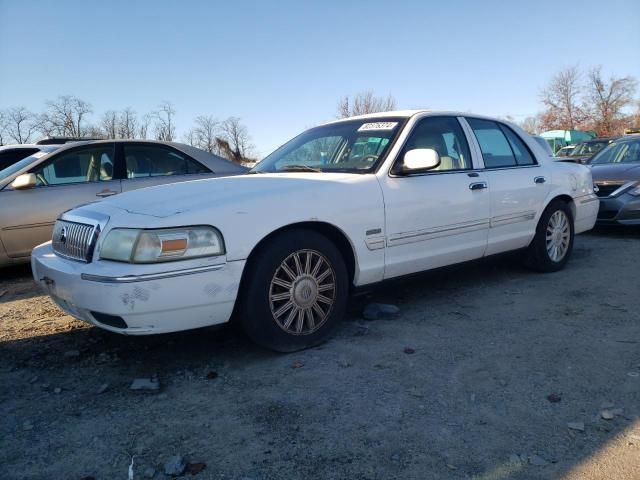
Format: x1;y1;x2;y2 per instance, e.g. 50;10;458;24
590;163;640;183
101;172;365;218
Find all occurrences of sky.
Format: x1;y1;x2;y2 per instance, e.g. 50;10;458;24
1;0;639;157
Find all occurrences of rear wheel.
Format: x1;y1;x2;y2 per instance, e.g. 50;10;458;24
524;200;574;272
239;229;348;352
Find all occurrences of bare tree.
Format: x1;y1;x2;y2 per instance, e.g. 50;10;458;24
191;115;220;153
138;113;152;139
84;125;105;138
337;91;397;118
540;66;586;130
216;116;254;163
101;110;118;139
182;129;197;146
118;107;138;139
584;66;638;136
153;101;176;141
633;100;640;130
6;107;38;143
0;110;8;145
519;115;541;134
39;95;93;137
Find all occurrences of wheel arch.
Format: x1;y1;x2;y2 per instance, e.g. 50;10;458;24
239;220;358;289
545;194;576;221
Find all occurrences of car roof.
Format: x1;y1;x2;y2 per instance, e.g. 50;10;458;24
323;109;512;126
0;144;60;153
582;137;617;143
611;134;640;142
45;139;246;172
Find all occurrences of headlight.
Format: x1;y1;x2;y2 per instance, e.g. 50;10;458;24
100;226;224;263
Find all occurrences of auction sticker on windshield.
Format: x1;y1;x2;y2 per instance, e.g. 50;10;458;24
358;122;398;131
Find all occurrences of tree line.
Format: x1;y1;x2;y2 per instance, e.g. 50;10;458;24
0;97;255;163
520;66;639;136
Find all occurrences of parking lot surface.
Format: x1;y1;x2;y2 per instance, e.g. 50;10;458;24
1;228;639;479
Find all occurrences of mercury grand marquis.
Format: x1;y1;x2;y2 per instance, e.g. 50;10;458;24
32;111;599;351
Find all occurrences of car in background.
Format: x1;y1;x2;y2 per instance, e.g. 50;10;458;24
559;137;616;164
35;136;104;145
0;140;247;266
0;144;60;171
590;135;640;225
31;110;598;351
555;145;576;157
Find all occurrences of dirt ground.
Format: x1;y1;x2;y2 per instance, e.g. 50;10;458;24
1;227;639;480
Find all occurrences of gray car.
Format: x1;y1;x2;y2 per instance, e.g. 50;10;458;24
0;140;247;266
590;135;640;225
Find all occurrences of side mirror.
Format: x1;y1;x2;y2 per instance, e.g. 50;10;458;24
11;173;37;190
402;148;440;172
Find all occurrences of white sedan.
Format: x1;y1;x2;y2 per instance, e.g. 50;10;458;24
32;111;599;351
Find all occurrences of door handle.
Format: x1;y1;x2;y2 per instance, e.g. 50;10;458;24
469;182;488;191
96;190;117;197
534;176;546;184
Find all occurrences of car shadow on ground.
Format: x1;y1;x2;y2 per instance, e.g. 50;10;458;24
0;263;42;303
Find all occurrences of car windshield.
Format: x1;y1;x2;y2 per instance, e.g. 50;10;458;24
557;146;574;156
570;141;609;157
0;151;46;182
251;118;405;174
590;139;640;165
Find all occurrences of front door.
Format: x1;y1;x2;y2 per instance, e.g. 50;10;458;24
0;143;120;258
380;116;491;279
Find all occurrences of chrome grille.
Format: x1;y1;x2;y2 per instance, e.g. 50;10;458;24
52;220;97;262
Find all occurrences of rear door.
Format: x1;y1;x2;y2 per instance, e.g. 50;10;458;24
0;143;120;258
464;118;550;255
119;143;215;192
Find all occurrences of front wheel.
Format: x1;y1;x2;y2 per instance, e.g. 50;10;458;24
524;200;574;272
239;229;348;352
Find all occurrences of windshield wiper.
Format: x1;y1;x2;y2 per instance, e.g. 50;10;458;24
280;165;322;173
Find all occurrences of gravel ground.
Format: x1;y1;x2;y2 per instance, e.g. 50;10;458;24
1;227;639;480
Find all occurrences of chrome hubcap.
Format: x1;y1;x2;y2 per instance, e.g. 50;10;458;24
546;210;570;262
269;249;336;335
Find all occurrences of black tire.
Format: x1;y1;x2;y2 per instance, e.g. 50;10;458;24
239;229;349;352
524;199;574;272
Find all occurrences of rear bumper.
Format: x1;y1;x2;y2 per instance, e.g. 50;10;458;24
31;242;244;335
574;194;599;234
596;193;640;225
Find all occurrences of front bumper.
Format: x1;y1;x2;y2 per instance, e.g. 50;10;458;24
596;193;640;225
31;242;245;335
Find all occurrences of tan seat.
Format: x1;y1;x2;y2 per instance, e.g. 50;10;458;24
406;132;460;170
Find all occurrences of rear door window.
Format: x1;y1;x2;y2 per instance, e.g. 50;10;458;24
467;118;516;168
499;125;536;166
124;144;210;178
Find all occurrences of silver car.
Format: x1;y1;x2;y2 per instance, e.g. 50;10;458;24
0;140;247;266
